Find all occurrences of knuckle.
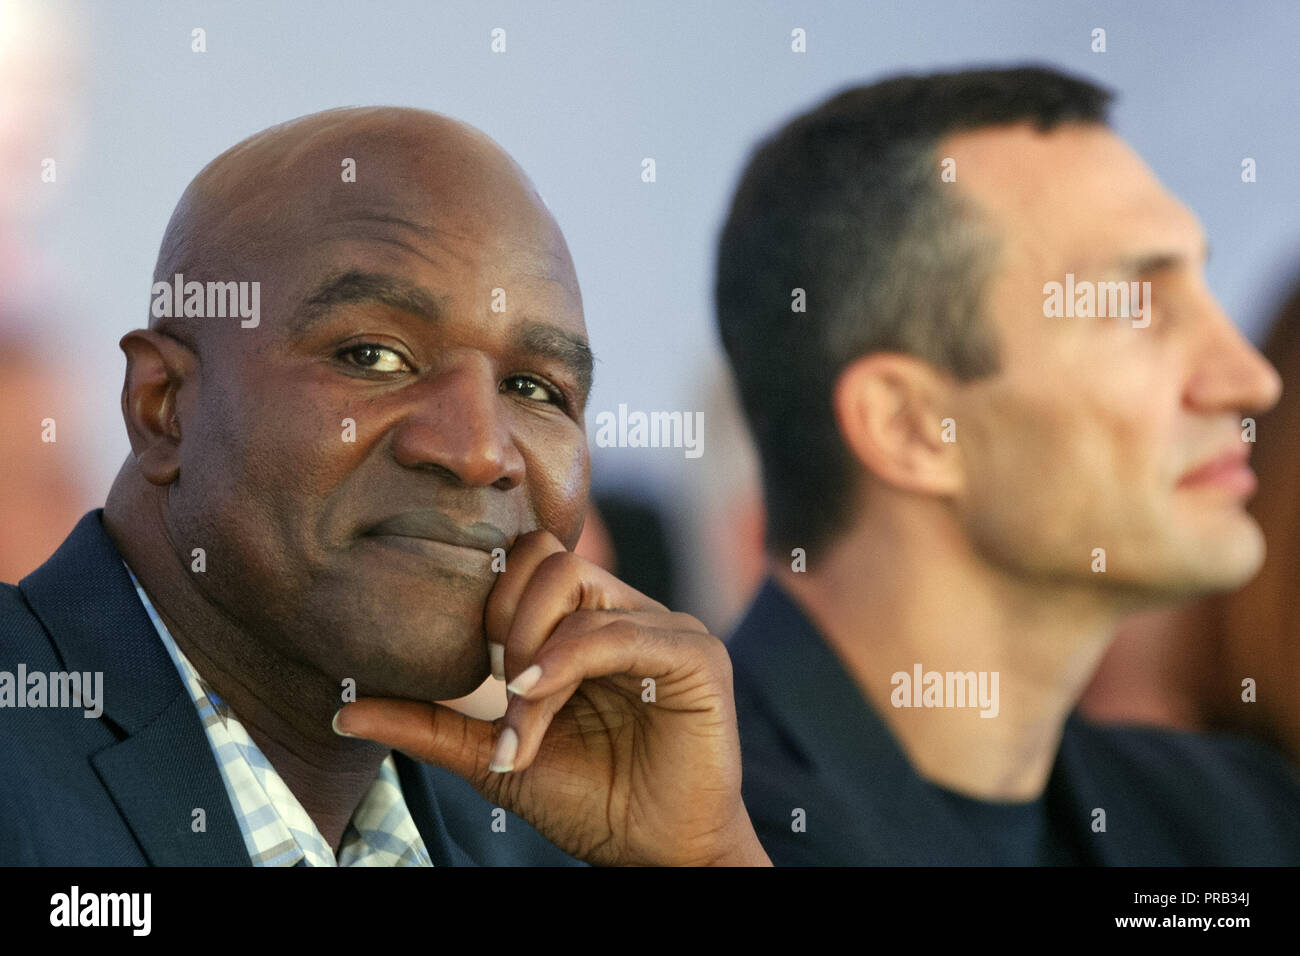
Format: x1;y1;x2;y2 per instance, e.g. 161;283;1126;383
535;548;584;585
694;632;732;675
603;616;644;645
515;528;562;553
550;608;603;642
666;610;709;634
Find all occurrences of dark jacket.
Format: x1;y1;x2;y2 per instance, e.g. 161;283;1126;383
731;579;1300;865
0;511;579;866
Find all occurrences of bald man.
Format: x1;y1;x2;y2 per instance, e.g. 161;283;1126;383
0;107;769;867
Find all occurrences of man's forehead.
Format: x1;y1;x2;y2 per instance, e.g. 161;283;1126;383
307;202;575;273
942;122;1205;268
194;107;575;281
249;171;584;322
290;225;582;317
941;122;1140;196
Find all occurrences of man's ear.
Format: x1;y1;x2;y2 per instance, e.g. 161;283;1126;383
119;329;196;486
832;352;964;498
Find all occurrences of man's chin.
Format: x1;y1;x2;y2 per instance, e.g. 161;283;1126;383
345;654;491;704
331;621;493;703
1139;519;1267;599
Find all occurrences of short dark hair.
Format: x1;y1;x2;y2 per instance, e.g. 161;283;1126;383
715;65;1114;555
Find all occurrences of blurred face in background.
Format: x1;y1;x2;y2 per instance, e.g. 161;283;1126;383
0;2;92;582
0;1;84;269
945;123;1280;602
0;346;88;582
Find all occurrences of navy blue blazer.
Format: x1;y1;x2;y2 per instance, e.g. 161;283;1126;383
731;579;1300;865
0;511;580;866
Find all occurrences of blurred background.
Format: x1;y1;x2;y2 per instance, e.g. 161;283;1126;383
3;1;1300;745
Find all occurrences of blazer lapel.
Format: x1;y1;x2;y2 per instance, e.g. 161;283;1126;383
20;510;249;865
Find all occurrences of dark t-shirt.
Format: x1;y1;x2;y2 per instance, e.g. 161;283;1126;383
927;785;1053;866
730;580;1300;866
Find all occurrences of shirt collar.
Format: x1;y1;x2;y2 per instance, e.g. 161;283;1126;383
124;562;432;866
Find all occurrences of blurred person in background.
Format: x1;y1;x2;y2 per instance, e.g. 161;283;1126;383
676;362;766;637
0;0;95;581
715;66;1300;865
0;335;89;582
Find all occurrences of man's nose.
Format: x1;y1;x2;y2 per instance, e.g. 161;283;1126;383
1185;299;1283;416
389;354;525;489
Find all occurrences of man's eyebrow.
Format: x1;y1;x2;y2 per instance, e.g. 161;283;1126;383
293;271;446;331
514;320;595;403
1101;239;1211;277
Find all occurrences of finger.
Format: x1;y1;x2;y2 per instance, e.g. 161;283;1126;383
502;550;672;682
496;678;583;773
504;620;730;769
483;529;567;674
495;608;691;771
333;698;501;790
516;619;727;701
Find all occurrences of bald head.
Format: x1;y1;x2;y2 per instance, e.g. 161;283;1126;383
151;107;578;346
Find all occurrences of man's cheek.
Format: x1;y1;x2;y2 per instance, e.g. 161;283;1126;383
244;408;358;487
522;445;589;545
556;471;592;549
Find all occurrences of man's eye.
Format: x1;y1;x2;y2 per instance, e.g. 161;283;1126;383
340;344;409;373
502;375;562;406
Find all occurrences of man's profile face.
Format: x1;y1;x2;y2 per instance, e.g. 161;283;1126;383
945;123;1280;599
164;115;591;701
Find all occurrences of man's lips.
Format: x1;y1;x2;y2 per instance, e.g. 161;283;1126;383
362;510;510;553
1177;448;1256;496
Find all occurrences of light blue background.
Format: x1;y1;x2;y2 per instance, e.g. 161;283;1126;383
18;0;1300;504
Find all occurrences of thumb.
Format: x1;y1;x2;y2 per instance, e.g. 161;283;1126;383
334;698;501;791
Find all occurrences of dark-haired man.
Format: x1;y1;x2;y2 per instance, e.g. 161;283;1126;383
1;107;769;866
716;66;1300;864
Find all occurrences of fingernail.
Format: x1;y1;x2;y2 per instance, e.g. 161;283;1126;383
331;709;358;738
489;726;518;773
489;642;506;681
506;664;542;697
